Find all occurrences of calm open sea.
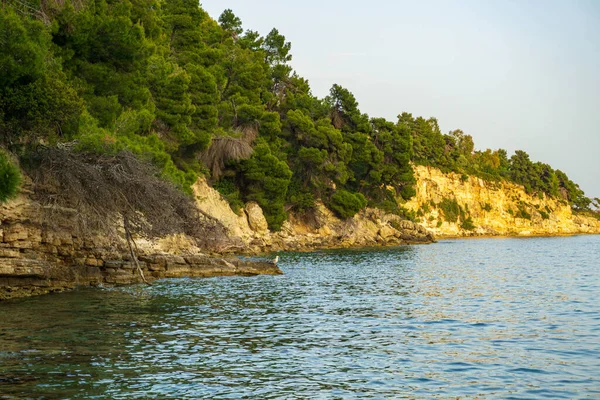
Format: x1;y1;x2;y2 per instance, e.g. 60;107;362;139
1;235;599;399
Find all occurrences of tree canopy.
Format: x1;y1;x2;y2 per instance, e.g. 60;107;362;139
0;0;591;219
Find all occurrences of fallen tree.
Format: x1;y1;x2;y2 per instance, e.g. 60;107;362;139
25;145;232;254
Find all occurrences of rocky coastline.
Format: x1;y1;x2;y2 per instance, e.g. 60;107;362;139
0;178;434;301
0;190;281;301
192;178;434;255
4;163;599;301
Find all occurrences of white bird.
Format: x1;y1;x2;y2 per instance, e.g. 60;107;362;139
271;255;279;264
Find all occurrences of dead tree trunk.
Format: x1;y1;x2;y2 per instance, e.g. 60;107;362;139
124;216;152;286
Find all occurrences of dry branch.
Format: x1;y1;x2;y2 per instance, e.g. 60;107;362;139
200;135;253;180
27;146;231;251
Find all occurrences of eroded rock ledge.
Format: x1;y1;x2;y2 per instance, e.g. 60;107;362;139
0;254;280;301
0;193;281;301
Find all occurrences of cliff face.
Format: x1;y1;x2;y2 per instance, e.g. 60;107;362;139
193;179;434;253
405;165;600;237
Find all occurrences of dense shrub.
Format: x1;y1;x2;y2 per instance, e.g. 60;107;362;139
328;190;367;219
515;202;532;220
214;178;245;214
289;191;316;212
516;207;531;220
461;216;476;230
0;151;21;203
438;198;461;223
239;142;292;231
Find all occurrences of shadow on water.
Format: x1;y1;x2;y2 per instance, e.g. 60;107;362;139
1;236;599;398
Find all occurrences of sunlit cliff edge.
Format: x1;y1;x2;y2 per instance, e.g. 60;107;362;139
405;165;600;237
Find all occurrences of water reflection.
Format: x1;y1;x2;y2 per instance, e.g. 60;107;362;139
1;236;599;398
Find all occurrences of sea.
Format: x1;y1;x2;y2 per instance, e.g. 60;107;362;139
1;235;599;399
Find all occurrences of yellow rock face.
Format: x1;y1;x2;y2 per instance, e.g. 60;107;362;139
405;165;600;237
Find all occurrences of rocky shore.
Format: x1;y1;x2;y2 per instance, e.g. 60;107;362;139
0;192;281;301
193;178;434;254
1;178;433;300
6;163;598;301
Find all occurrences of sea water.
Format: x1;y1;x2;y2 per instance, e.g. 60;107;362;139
1;235;599;399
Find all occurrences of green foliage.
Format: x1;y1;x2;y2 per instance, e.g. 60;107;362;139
328;190;367;219
481;202;492;212
438;198;462;223
515;203;532;220
239;142;292;230
287;180;316;212
0;7;83;146
461;216;476;231
399;207;417;222
289;191;316;212
214;177;244;214
218;9;243;35
539;210;550;220
0;7;48;88
555;169;590;211
0;151;21;203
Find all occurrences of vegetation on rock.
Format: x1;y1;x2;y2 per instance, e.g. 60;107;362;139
0;150;21;202
27;146;230;249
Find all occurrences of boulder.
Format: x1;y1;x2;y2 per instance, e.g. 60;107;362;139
245;202;269;233
378;225;398;240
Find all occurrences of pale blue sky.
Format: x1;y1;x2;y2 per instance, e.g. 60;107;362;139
201;0;600;198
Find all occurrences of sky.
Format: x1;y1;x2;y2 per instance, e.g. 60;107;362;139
200;0;600;198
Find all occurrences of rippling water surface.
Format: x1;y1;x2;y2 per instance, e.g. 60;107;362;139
1;235;599;399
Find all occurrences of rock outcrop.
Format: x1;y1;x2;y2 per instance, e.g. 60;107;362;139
0;190;281;301
405;165;600;237
192;179;434;253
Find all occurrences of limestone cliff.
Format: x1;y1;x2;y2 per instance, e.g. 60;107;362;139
405;165;600;237
193;179;434;253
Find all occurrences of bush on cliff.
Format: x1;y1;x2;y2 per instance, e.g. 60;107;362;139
438;198;461;223
238;142;293;231
328;190;367;219
0;151;21;203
